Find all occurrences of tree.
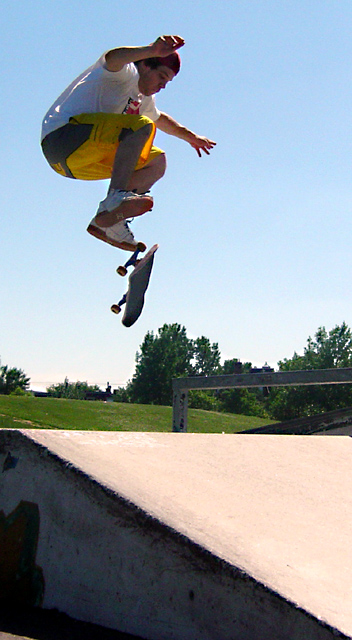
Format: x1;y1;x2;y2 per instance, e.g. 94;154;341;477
0;365;30;395
47;378;100;399
130;324;193;405
190;337;221;376
217;359;269;418
129;324;221;406
266;323;352;420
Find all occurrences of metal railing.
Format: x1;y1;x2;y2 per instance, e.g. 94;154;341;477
172;368;352;432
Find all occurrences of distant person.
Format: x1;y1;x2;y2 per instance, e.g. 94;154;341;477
41;35;216;251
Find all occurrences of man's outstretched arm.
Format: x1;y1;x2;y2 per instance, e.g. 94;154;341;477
156;112;216;157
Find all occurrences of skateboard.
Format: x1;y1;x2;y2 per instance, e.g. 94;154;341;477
111;244;158;327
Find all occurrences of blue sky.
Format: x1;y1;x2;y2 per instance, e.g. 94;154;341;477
2;0;352;391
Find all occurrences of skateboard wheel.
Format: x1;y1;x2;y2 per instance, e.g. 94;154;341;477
111;304;121;314
137;242;147;252
117;266;128;277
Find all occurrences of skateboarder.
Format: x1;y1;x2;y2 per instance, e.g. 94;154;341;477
41;35;216;251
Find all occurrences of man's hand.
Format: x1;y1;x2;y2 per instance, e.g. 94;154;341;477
156;113;216;157
189;134;217;157
151;35;185;58
105;36;185;72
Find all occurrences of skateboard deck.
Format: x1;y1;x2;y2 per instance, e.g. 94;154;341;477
111;244;158;327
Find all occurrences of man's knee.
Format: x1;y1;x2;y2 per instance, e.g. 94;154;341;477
157;152;167;175
152;152;167;181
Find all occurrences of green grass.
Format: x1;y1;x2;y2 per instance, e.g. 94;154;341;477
0;395;275;434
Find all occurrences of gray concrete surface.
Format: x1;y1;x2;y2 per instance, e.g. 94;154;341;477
1;429;351;639
0;634;31;640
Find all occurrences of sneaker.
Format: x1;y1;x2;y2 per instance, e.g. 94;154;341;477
87;217;138;251
96;189;153;222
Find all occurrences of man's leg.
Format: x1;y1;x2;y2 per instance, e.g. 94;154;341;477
87;150;166;250
88;151;166;250
127;152;167;194
110;124;155;190
84;114;166;250
95;124;155;228
41;113;164;251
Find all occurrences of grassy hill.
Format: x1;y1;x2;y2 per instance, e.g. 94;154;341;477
0;395;275;433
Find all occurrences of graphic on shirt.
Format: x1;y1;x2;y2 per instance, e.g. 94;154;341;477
124;97;141;115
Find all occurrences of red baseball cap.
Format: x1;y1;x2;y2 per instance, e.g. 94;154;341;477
154;51;181;75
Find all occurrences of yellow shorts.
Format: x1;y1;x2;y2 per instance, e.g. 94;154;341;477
41;112;163;180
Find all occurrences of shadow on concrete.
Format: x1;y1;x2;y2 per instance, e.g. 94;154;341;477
0;603;144;640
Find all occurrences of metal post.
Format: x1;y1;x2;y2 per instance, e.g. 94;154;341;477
172;389;188;433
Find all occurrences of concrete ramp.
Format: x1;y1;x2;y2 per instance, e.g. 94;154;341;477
0;429;351;640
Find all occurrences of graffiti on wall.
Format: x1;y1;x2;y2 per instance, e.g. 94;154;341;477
0;500;45;606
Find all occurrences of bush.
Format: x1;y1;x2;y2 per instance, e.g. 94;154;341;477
9;387;31;397
113;386;131;403
188;390;220;411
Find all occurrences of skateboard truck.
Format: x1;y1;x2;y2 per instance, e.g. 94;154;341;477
111;243;145;314
115;242;146;277
111;294;127;315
